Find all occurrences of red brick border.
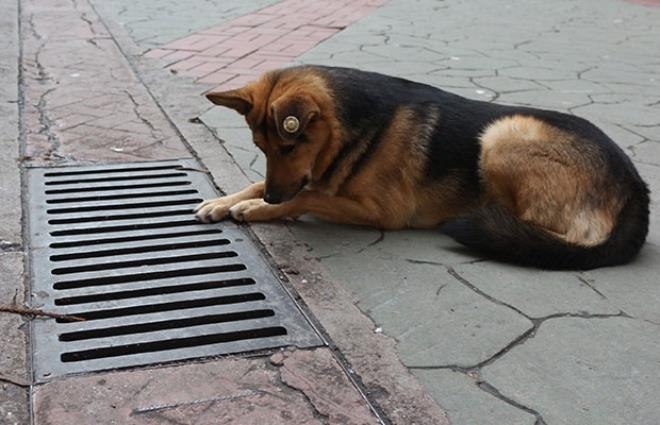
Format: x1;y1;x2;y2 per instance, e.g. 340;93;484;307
625;0;660;5
145;0;387;90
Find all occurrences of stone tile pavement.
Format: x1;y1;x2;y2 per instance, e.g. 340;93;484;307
2;0;659;424
136;0;660;423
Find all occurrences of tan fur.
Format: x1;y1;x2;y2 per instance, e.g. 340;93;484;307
196;70;624;249
479;115;622;246
198;71;468;230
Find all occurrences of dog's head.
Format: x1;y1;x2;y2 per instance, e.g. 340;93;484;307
206;68;337;204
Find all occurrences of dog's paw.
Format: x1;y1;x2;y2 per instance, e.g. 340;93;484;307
194;197;235;223
229;199;272;222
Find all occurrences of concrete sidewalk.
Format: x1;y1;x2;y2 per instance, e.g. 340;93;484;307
2;0;660;424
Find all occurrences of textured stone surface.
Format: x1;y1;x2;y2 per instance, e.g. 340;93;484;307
0;1;29;422
0;253;29;425
453;262;620;318
578;243;660;324
321;255;533;367
482;317;660;425
413;369;536;425
0;0;21;246
33;348;378;425
56;0;660;423
186;0;660;421
92;0;277;49
22;0;189;165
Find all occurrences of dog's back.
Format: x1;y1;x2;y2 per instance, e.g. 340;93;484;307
315;66;650;269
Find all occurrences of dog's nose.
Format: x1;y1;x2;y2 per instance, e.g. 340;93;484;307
263;191;281;204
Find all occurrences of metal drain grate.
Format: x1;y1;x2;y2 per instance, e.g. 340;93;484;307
27;159;322;381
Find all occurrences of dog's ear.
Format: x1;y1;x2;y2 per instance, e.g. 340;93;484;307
205;88;252;115
271;94;320;141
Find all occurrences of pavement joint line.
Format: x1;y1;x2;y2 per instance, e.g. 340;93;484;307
576;274;608;299
408;311;631;372
477;380;548;425
447;266;531;319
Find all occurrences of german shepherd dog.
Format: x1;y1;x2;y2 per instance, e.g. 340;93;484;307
195;66;649;269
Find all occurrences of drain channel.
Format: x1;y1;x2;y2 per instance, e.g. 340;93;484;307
28;159;322;381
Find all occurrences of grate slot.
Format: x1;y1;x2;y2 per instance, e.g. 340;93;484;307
48;209;196;225
45;172;188;185
56;293;266;322
46;189;199;204
50;239;231;261
44;165;183;177
45;181;192;195
49;229;223;249
59;309;275;341
53;264;248;289
54;278;255;305
51;251;238;275
50;219;203;236
46;198;202;214
60;326;287;362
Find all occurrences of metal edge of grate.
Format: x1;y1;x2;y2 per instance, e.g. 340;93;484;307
27;158;323;382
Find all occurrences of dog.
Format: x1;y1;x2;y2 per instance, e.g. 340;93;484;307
195;65;649;269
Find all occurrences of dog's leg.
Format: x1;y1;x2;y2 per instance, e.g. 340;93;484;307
195;181;265;222
230;191;405;229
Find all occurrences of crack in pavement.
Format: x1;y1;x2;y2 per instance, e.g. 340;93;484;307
478;380;548;425
124;88;161;142
576;275;608;300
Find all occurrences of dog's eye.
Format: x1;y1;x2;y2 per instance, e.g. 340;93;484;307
280;144;295;155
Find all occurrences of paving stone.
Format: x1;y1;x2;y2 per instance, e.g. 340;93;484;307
635;163;660;247
0;384;29;425
625;123;660;143
287;216;383;260
33;348;378;425
630;140;660;165
472;76;546;93
0;252;29;424
91;0;660;424
573;101;660;127
497;89;592;110
482;317;660;425
91;0;277;48
499;66;579;81
413;369;535;425
578;243;660;324
22;0;189;165
200;106;248;129
596;121;646;149
453;262;620;318
0;0;20;246
320;255;533;367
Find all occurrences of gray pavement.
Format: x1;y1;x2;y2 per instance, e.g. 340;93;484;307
1;0;29;423
2;0;659;424
192;0;660;423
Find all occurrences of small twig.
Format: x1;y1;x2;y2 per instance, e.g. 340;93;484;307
0;305;86;322
0;373;31;388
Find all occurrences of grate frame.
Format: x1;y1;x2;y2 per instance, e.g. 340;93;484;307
27;158;322;382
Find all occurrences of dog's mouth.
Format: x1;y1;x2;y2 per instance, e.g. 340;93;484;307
264;176;309;204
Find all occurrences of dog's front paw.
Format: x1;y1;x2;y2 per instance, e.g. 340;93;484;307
194;197;236;223
229;199;274;222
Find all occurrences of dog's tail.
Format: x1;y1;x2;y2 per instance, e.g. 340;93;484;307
441;188;649;270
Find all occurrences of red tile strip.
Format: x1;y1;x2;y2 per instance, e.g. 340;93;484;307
145;0;387;90
626;0;660;5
